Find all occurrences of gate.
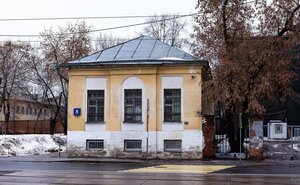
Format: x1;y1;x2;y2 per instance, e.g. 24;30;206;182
291;126;300;160
214;117;248;159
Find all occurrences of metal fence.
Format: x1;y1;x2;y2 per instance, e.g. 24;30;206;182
263;124;300;160
213;123;300;160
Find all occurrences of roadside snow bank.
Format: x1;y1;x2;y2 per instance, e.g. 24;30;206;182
0;134;66;157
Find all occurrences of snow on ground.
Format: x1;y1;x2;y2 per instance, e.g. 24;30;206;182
0;134;66;157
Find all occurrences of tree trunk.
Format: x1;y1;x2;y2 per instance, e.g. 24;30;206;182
63;101;67;135
226;114;237;153
50;117;56;135
4;112;9;134
4;102;10;134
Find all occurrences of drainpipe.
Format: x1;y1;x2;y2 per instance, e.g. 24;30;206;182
146;99;149;159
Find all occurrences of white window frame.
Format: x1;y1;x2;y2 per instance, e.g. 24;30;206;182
161;76;183;123
85;78;106;123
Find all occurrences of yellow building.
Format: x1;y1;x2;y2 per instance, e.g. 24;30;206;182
63;36;208;158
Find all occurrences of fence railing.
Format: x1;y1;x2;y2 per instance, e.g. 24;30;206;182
214;124;300;159
263;124;300;159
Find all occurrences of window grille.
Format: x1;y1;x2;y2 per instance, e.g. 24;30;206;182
164;89;181;122
124;140;142;152
86;139;104;150
87;90;105;122
164;140;182;152
124;89;142;122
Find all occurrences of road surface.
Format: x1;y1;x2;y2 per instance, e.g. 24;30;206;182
0;160;299;184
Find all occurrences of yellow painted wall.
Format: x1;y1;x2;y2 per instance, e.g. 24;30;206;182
67;66;203;132
68;76;85;131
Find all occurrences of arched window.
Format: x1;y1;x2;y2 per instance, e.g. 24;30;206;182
122;77;144;123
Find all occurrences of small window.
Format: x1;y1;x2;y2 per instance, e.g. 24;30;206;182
124;140;142;152
29;108;33;115
164;89;181;122
21;107;24;114
164;140;182;152
16;106;20;114
86;139;104;150
87;90;105;122
275;124;283;134
124;89;142;123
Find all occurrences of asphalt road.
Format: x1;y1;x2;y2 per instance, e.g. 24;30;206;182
0;161;151;171
0;160;300;184
1;161;300;174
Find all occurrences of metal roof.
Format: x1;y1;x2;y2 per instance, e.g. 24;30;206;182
64;36;207;67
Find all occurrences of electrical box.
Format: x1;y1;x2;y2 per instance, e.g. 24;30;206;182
268;120;287;139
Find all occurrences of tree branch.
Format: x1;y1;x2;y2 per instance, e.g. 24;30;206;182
278;4;300;36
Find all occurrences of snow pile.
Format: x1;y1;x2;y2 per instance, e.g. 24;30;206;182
0;134;66;157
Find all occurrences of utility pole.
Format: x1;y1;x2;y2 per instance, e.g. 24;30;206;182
239;113;242;162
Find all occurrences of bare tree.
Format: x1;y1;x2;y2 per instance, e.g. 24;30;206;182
0;42;31;134
23;21;93;135
94;33;125;51
143;14;186;48
193;0;300;151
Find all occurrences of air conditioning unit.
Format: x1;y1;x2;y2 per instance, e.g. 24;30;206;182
268;120;287;139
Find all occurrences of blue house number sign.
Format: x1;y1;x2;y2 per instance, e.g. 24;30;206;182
73;108;81;117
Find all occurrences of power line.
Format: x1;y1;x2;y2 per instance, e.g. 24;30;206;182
0;14;185;22
0;0;256;22
0;1;258;38
0;37;194;43
0;13;199;38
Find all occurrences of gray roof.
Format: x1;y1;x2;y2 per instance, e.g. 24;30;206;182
63;36;207;67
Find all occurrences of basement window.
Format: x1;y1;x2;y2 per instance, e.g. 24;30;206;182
124;140;142;152
164;140;182;152
86;139;104;150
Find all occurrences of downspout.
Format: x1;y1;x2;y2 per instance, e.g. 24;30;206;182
146;99;149;159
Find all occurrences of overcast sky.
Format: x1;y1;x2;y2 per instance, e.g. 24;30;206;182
0;0;198;43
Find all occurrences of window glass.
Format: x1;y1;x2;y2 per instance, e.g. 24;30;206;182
124;89;142;122
87;90;104;122
164;89;181;122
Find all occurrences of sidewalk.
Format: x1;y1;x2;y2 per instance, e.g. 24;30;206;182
1;152;300;167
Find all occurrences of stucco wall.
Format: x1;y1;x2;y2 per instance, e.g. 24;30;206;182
67;66;203;158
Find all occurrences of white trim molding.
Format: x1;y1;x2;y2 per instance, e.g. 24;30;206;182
161;76;183;123
85;77;107;124
121;77;146;131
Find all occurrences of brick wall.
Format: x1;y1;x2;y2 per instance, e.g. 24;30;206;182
0;120;64;134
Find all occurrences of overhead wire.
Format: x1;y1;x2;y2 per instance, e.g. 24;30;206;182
0;13;200;38
0;0;257;39
0;14;188;22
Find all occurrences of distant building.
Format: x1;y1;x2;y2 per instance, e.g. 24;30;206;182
0;98;52;121
63;36;209;158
